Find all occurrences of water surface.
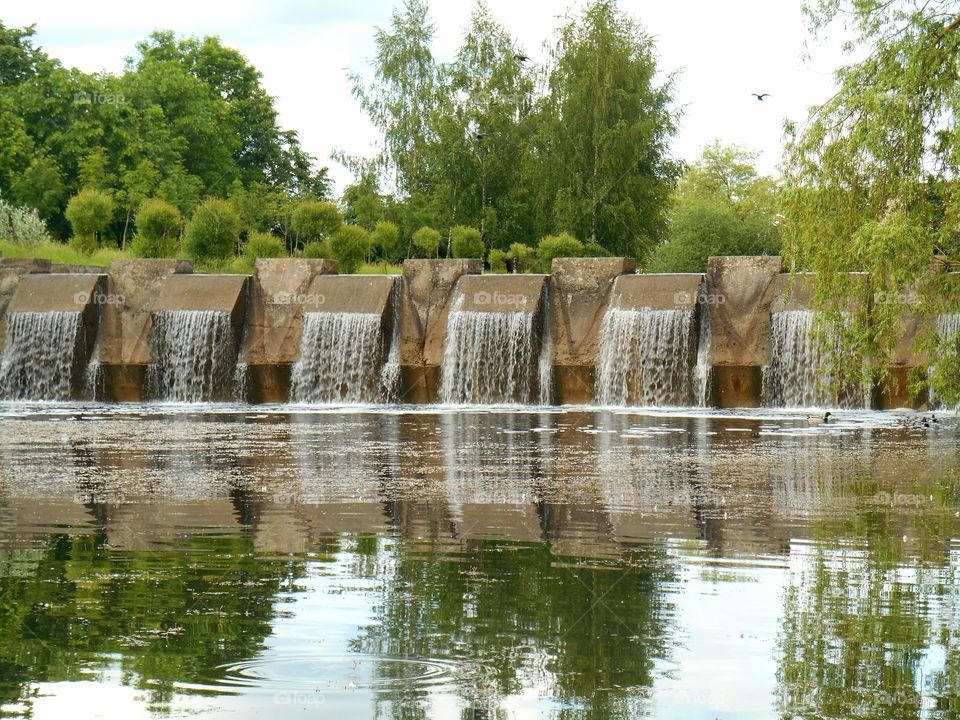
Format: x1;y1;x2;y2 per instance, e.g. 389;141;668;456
0;404;957;718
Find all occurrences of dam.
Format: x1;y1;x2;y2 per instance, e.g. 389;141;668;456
0;255;956;408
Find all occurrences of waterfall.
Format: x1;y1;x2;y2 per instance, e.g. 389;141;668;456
693;284;712;407
537;284;553;406
439;296;540;404
930;314;960;408
764;310;868;408
289;312;387;403
379;279;402;402
595;308;697;406
0;311;86;400
146;310;238;402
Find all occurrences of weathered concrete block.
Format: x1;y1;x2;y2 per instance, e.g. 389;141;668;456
98;259;193;400
548;258;635;404
305;274;396;315
454;274;547;314
398;259;482;402
152;274;248;337
609;273;703;311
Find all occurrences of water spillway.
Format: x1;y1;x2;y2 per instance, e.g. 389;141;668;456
146;310;239;402
0;311;86;400
438;275;547;404
594;274;702;407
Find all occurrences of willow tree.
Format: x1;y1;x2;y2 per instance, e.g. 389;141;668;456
535;0;679;258
782;1;960;403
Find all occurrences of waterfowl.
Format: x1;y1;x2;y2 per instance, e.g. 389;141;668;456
806;412;832;425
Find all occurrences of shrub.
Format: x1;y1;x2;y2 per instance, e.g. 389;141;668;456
508;242;537;273
412;226;441;258
303;241;332;259
65;188;114;251
131;198;182;258
329;225;369;273
370;220;402;262
183;198;242;261
244;232;286;260
451;225;484;258
0;196;51;247
582;241;612;257
291;201;341;245
536;233;583;272
488;248;508;273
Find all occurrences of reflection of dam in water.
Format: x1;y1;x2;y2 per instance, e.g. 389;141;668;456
1;257;957;409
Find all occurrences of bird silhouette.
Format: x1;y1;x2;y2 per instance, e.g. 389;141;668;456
513;53;530;63
474;132;487;140
752;93;770;101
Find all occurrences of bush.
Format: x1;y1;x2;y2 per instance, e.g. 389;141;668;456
508;242;537;273
370;221;402;262
65;188;114;250
488;248;508;273
0;196;51;247
412;226;441;258
536;233;583;272
244;232;286;261
302;241;331;259
451;225;484;258
183;198;242;261
582;241;612;257
291;201;341;245
329;225;369;273
131;198;182;258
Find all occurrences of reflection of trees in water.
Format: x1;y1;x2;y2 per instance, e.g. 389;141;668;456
777;475;960;719
352;539;677;720
0;533;307;714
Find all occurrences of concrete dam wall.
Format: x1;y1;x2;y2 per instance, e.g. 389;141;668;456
0;255;956;408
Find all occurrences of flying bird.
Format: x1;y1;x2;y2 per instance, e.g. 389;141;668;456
513;54;530;63
752;93;771;101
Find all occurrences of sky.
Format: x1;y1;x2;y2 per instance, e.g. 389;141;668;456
5;0;850;194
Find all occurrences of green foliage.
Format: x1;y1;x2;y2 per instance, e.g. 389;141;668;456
412;225;441;257
183;198;242;261
0;195;51;247
370;220;402;261
65;188;114;249
583;241;612;257
508;242;536;273
0;238;127;267
130;198;181;258
302;241;331;259
487;248;508;273
291;201;342;245
451;225;484;258
782;1;960;402
329;225;370;273
536;233;583;272
244;231;286;260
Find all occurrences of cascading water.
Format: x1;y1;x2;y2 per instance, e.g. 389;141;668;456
379;280;402;402
290;312;387;403
439;295;540;404
693;284;713;406
146;310;238;402
763;310;868;408
0;311;86;400
537;285;554;405
930;314;960;408
594;307;698;406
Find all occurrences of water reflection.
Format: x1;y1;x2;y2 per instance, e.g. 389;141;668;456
0;406;956;717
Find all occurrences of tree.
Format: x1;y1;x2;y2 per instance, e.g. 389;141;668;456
131;198;181;258
451;225;484;258
329;225;370;273
370;220;403;264
65;188;114;252
412;225;441;257
241;231;286;271
290;201;341;247
183;198;241;262
488;248;508;273
508;242;537;273
782;1;960;403
536;232;583;272
534;0;679;258
649;143;780;272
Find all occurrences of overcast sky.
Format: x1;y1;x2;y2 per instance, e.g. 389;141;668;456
7;0;849;193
